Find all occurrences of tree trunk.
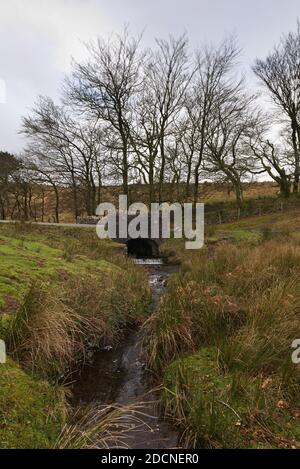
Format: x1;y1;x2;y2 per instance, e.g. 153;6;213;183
292;124;300;193
53;184;60;223
41;189;45;222
235;185;244;208
0;195;5;220
193;170;200;206
279;178;291;198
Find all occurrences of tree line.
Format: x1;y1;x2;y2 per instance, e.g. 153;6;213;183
2;23;300;221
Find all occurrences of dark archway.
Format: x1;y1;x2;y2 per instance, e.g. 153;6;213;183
126;239;160;258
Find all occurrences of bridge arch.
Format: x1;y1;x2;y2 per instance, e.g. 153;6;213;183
126;238;160;258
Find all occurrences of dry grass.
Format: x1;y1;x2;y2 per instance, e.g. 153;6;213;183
55;404;148;449
9;283;95;377
0;223;152;448
147;238;300;371
146;235;300;447
11;181;277;223
9;267;149;378
221;277;300;378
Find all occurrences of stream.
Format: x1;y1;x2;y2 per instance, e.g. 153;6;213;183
70;258;179;449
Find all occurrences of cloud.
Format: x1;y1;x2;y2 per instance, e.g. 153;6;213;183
0;0;111;153
0;0;299;153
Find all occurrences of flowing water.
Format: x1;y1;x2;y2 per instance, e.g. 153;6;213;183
70;259;179;449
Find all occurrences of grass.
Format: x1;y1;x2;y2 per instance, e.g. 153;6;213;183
0;224;125;314
0;222;150;342
28;181;279;223
0;222;150;448
162;349;300;449
0;358;66;448
3;206;300;449
146;210;300;448
55;404;147;449
0;360;147;449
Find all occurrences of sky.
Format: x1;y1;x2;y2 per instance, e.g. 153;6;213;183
0;0;299;154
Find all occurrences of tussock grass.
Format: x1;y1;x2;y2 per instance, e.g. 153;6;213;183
0;223;151;448
9;283;88;377
9;266;149;379
221;277;300;378
147;235;300;447
0;223;150;378
162;349;299;448
55;404;148;449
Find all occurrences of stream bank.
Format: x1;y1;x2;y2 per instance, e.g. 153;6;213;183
70;259;179;449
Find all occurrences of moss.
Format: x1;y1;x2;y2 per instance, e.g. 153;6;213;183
148;210;300;449
0;314;11;342
163;348;300;448
0;232;121;310
163;348;249;448
0;223;150;448
0;225;144;321
0;359;66;448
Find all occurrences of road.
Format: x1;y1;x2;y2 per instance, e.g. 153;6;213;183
0;220;97;229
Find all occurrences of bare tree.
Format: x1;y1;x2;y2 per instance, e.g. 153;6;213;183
190;38;241;205
22;97;104;218
19;28;300;220
145;34;193;202
9;166;34;221
248;126;293;198
65;30;144;202
22;145;62;222
128;84;160;203
253;22;300;192
205;86;256;207
0;152;20;219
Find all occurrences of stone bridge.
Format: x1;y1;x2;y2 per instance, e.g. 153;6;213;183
77;214;163;258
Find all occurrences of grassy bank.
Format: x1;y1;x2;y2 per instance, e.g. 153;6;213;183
0;223;150;448
146;212;300;448
0;359;66;448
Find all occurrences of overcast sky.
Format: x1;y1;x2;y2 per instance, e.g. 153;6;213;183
0;0;299;154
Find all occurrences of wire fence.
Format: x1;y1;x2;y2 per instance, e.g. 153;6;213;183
205;197;300;225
